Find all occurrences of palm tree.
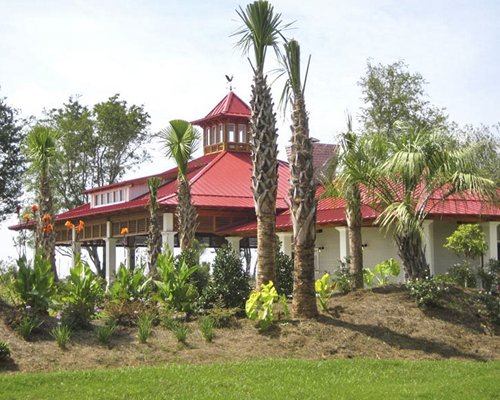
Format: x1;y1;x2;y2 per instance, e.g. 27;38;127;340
234;0;289;288
368;126;496;279
26;125;59;278
147;177;162;276
280;39;317;318
161;120;200;251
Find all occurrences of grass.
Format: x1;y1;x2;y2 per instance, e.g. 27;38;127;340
0;359;498;400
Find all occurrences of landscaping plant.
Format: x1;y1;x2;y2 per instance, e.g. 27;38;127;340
95;320;117;345
245;281;288;330
478;259;500;293
16;314;43;340
136;313;153;343
0;341;11;361
407;275;450;307
363;258;401;287
198;316;215;342
275;243;293;297
315;273;336;311
172;322;189;344
108;264;152;302
51;324;72;350
333;259;353;293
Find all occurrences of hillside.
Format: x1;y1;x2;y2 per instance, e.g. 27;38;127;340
1;286;498;373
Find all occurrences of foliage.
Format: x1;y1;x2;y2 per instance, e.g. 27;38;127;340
175;240;209;295
275;245;293;297
315;273;335;311
108;265;152;302
364;258;401;287
207;304;240;328
478;259;500;293
103;298;152;326
245;281;288;330
333;259;353;293
12;253;55;313
16;314;43;340
358;60;447;135
0;341;11;361
60;259;105;328
51;324;71;350
475;292;500;325
407;276;450;307
202;245;251;309
448;263;477;288
171;322;189;344
198;316;215;342
0;95;25;220
136;313;153;343
95;320;117;345
444;224;487;261
154;250;198;313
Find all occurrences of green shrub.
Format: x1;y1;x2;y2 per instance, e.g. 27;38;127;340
51;324;72;350
333;259;353;293
198;316;215;342
108;265;152;302
207;304;240;328
0;341;11;361
172;322;189;343
12;253;56;313
444;224;487;260
276;248;293;297
175;240;209;295
315;273;335;311
16;314;43;340
137;313;154;343
95;320;117;345
245;281;288;330
103;298;152;326
407;276;450;307
475;292;500;325
154;251;198;314
202;245;251;309
60;259;105;328
364;258;401;287
448;263;477;288
478;259;500;293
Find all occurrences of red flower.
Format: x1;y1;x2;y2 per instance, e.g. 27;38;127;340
43;223;54;234
31;204;39;213
42;214;51;223
120;227;129;235
75;220;85;233
64;221;75;229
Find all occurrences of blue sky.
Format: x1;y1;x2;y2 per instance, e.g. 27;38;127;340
1;0;499;260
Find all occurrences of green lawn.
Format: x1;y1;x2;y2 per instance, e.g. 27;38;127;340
1;359;498;399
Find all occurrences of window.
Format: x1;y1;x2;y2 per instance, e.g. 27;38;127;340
204;127;210;145
238;124;247;143
95;194;99;206
113;191;117;202
100;194;104;205
218;124;224;143
227;124;236;142
106;192;111;204
211;126;216;144
119;189;124;201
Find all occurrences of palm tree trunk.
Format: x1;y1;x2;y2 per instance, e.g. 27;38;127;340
346;185;364;289
395;232;429;280
177;177;198;252
38;173;57;280
250;70;278;288
289;95;318;319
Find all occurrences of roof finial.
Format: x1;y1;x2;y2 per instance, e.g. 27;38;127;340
225;74;234;91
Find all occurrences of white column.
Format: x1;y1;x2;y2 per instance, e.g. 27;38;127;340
335;226;349;262
483;222;500;261
104;221;117;283
225;236;242;253
71;227;81;267
422;220;435;276
277;232;293;257
161;212;176;252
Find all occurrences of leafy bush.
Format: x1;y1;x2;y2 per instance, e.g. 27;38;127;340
60;259;105;328
198;316;215;342
137;313;154;343
95;320;117;345
364;258;401;287
12;253;56;313
207;304;240;328
315;273;336;311
478;259;500;293
51;324;72;349
154;251;198;313
333;259;353;293
171;322;189;343
202;245;251;309
245;281;288;330
444;224;487;260
0;341;11;361
407;276;450;307
108;265;152;302
103;298;152;326
276;247;293;297
448;263;477;288
475;292;500;325
16;314;43;340
175;240;209;295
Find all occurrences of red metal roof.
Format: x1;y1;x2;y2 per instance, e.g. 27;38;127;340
191;91;251;126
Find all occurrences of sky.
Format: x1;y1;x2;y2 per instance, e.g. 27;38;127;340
1;0;499;262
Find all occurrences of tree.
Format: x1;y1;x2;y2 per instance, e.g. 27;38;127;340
0;95;25;220
26;125;59;278
444;224;487;262
161;119;200;251
358;60;447;136
280;38;317;318
367;126;496;280
147;177;162;276
234;0;289;288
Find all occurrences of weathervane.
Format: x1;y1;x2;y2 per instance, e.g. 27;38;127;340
225;74;234;91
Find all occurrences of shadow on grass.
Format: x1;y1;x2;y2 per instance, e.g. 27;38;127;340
318;314;488;361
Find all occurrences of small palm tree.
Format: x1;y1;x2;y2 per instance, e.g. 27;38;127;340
26;125;59;278
161;120;200;251
234;0;290;288
280;39;317;318
368;126;496;279
147;177;162;276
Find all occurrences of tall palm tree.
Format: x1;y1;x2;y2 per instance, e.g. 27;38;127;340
234;0;289;288
280;39;317;318
147;177;162;276
368;126;496;279
161;120;200;251
26;125;59;278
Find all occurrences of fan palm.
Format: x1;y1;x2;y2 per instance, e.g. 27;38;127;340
234;0;290;287
26;125;59;278
280;39;317;318
368;126;496;279
147;177;162;276
161;120;200;251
